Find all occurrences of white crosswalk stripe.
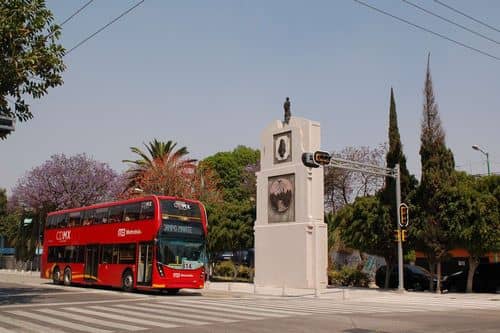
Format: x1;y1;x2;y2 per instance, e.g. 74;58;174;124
158;299;288;318
137;302;265;321
1;295;499;332
0;313;66;333
36;308;145;331
89;305;209;326
6;310;112;333
113;303;237;323
65;307;178;329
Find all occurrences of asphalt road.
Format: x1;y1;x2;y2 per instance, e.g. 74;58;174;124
0;279;499;333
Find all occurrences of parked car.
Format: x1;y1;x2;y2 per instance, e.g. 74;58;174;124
215;249;254;267
375;264;435;291
442;263;500;293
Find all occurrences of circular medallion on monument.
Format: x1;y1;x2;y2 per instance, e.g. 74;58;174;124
269;178;293;213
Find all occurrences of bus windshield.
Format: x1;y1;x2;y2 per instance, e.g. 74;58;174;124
157;219;206;269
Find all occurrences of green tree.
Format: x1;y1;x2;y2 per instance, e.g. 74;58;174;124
439;173;500;292
202;146;259;265
415;54;455;293
0;0;66;138
378;88;417;288
334;196;394;282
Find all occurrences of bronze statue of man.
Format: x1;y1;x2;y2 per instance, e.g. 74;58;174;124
283;97;291;124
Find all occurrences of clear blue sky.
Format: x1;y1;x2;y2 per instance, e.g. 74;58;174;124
2;0;499;194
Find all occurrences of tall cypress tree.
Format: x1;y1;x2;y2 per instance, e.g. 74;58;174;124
416;54;455;293
379;88;416;288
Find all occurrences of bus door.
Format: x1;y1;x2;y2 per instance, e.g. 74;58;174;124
137;242;153;285
84;245;99;281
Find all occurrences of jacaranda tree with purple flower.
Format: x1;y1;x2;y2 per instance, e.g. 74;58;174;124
12;153;125;212
9;153;125;260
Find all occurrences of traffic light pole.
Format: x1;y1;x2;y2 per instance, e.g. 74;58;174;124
304;153;405;291
395;164;404;292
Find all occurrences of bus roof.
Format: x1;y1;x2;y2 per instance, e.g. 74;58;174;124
47;195;203;216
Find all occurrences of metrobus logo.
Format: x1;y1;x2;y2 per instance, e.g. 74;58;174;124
56;230;71;241
117;228;142;237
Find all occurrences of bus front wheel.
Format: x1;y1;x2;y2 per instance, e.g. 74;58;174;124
52;267;61;285
122;270;134;292
63;268;72;286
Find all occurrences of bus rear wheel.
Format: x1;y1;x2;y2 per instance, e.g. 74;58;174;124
52;267;61;285
122;270;134;292
63;268;72;286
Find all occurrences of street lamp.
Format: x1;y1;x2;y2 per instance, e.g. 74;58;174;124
472;145;491;176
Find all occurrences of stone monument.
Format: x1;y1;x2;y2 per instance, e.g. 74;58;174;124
253;101;327;290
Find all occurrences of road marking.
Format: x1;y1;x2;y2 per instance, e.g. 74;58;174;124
66;307;178;329
113;304;237;323
183;299;308;316
146;302;265;321
90;305;210;325
36;308;145;331
0;313;69;333
161;300;288;318
0;296;152;309
6;310;112;333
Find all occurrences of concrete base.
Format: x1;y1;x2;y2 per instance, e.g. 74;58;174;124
254;222;327;289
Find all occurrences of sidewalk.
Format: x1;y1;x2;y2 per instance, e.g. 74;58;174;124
1;269;498;302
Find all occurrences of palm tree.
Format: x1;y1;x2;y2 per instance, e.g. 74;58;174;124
122;139;196;193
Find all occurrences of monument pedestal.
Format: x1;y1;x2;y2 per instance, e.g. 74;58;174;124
254;117;327;289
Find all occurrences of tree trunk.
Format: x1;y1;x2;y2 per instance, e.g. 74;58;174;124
384;262;392;289
466;256;479;293
427;257;435;293
436;261;442;293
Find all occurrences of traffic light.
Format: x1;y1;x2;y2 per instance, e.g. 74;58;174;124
399;203;409;227
394;230;400;242
302;152;319;168
0;115;15;137
313;150;331;166
394;229;407;242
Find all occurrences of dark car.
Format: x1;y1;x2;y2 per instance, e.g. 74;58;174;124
443;263;500;293
375;264;434;291
215;249;254;267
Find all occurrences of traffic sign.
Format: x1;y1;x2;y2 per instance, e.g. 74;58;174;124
313;150;331;166
301;153;319;168
399;203;409;227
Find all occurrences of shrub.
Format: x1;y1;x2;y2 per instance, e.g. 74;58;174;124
213;261;237;277
328;266;369;287
237;265;254;279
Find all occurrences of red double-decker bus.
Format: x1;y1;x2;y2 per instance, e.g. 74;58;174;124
41;195;207;294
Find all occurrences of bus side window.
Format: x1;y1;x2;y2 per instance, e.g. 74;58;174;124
108;205;124;223
58;214;68;228
82;210;95;226
140;201;155;220
46;216;54;229
101;245;113;264
68;212;81;227
95;208;109;224
124;203;141;222
118;244;136;264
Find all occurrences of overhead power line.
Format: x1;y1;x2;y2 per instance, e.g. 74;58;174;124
352;0;500;62
60;0;95;27
65;0;145;56
433;0;500;34
402;0;500;45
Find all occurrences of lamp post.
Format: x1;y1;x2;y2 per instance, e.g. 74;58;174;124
472;145;491;176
